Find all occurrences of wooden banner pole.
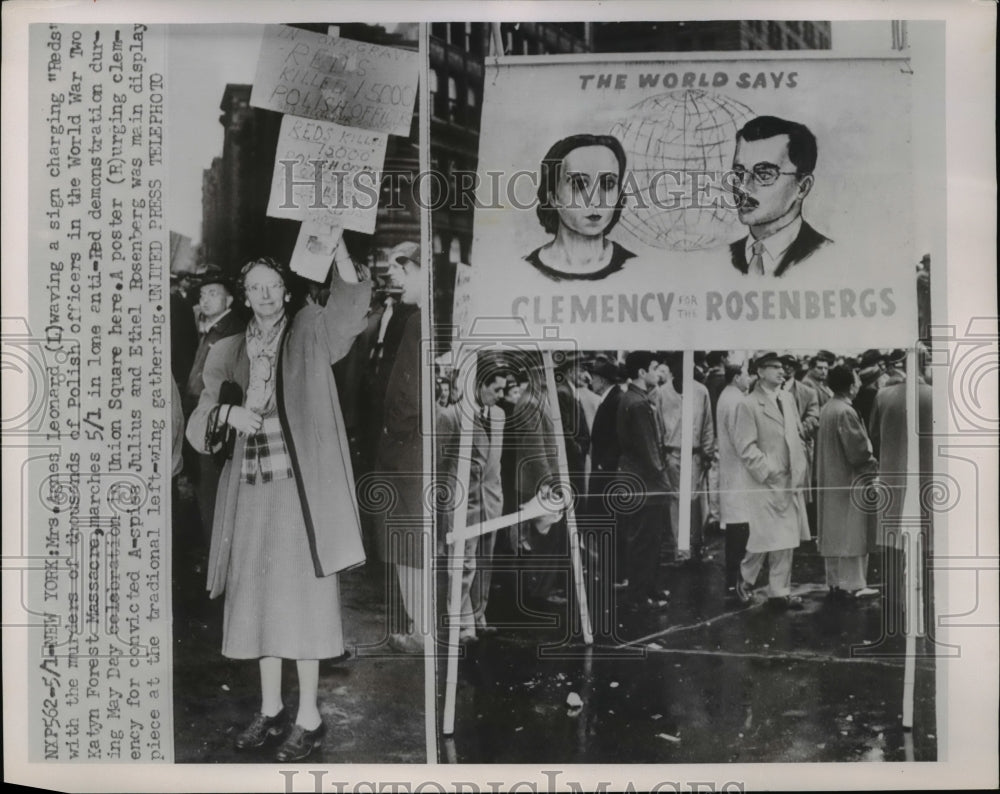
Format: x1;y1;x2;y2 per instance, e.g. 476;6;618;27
442;364;476;736
901;348;920;730
542;350;593;645
678;350;696;554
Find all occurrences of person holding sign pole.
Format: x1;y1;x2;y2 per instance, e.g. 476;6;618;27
186;246;370;762
524;133;636;282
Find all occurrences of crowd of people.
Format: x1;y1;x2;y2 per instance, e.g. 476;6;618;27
168;238;932;753
434;345;932;638
170;239;426;761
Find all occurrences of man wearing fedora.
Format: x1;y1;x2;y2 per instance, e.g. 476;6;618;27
184;265;246;539
853;349;886;428
184;266;246;415
734;351;811;609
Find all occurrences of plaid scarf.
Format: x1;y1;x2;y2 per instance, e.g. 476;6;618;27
241;416;293;484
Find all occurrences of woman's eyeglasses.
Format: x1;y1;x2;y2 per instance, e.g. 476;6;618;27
246;281;285;296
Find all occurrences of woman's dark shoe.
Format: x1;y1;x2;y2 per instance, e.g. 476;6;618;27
275;721;326;762
234;708;288;750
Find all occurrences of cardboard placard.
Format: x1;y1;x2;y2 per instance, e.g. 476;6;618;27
266;114;387;233
250;24;418;135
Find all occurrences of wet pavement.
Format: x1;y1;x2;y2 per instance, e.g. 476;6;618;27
437;527;937;763
172;469;936;765
171;474;426;764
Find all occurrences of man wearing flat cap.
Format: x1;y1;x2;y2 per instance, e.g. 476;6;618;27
734;351;811;609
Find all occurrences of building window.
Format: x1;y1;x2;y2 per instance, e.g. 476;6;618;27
429;70;440;118
768;22;782;49
467;22;484;56
447;77;459;125
431;23;448;41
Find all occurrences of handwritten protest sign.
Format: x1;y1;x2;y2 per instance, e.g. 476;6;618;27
266;115;387;233
250;24;418;136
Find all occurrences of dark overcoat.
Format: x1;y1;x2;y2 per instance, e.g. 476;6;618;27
371;310;426;568
816;396;878;557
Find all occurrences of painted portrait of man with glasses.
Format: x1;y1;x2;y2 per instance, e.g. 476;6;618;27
727;115;832;277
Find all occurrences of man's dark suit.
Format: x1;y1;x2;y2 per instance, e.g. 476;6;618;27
617;383;670;602
589;387;622;492
730;221;831;277
342;299;418;472
183;309;246;541
588;385;624;584
334;298;416;562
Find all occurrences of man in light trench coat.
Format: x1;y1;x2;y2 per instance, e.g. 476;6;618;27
734;352;812;609
715;360;753;598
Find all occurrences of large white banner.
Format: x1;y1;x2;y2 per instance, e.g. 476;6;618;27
461;53;917;348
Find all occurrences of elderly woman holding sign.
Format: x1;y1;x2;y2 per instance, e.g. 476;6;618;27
524;133;636;282
187;244;370;762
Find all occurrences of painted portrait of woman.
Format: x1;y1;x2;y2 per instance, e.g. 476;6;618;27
525;133;635;282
